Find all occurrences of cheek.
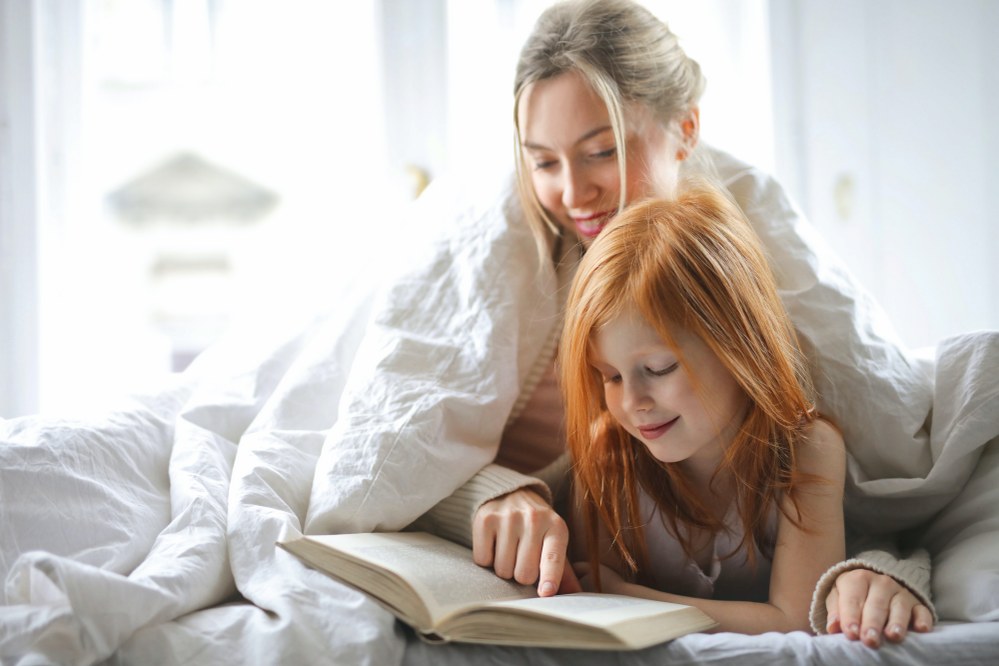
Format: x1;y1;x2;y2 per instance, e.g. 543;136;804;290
663;378;699;414
721;385;750;424
603;386;623;417
531;173;560;211
696;379;746;431
594;162;623;199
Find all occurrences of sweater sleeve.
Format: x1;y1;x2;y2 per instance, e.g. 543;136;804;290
408;464;553;548
809;544;937;634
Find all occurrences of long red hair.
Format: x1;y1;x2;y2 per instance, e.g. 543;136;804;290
559;187;818;586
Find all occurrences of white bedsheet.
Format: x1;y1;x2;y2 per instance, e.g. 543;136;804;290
402;621;999;666
2;159;998;665
3;331;995;665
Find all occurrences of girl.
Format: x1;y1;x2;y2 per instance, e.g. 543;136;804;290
559;188;846;632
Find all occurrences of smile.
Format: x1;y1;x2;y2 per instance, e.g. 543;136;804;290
571;210;615;238
637;417;679;441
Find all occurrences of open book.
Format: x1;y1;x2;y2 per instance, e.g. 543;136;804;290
278;531;716;650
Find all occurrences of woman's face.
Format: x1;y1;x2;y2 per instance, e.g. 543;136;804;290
517;70;690;246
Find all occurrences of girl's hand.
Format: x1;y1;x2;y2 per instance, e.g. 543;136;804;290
572;561;628;595
825;569;934;648
472;489;582;597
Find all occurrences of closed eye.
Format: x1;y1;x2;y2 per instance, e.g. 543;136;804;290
591;147;616;159
647;364;678;377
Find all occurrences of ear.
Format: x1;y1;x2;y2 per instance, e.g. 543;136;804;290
680;106;700;151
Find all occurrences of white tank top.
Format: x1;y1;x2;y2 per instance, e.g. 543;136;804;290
638;489;778;601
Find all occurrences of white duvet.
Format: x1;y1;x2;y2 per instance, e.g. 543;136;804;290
2;150;997;665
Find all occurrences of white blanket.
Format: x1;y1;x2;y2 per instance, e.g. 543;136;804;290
2;154;997;665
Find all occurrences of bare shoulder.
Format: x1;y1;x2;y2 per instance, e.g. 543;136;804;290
797;418;846;481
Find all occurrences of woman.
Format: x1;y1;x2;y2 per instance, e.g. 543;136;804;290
416;0;934;647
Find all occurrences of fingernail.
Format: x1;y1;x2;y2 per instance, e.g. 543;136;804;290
540;581;555;596
889;624;903;638
865;628;880;645
848;623;860;637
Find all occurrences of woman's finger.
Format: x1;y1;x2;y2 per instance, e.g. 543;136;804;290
859;576;894;648
833;570;871;641
535;519;570;596
883;594;915;643
825;586;841;634
912;604;934;633
513;512;545;586
471;505;498;568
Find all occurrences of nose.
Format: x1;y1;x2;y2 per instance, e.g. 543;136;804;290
621;377;652;413
561;163;595;209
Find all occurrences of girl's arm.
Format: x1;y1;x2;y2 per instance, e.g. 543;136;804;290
578;418;846;634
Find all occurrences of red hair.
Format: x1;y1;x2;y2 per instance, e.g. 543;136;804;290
559;187;819;586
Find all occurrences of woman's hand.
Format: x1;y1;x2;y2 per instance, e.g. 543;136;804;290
825;569;934;648
472;489;582;597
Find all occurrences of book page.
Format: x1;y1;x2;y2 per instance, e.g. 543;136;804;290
287;533;716;649
490;592;692;623
304;533;535;618
441;592;717;649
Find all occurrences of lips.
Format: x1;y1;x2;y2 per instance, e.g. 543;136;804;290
571;210;615;239
637;416;679;440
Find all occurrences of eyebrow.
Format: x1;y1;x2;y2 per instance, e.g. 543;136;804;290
521;125;614;151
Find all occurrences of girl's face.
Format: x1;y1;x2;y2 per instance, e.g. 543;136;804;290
517;70;690;246
591;308;749;479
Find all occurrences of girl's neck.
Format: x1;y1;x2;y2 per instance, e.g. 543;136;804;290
678;403;749;510
677;437;728;491
681;462;735;520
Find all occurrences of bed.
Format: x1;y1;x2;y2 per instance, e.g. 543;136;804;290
2;161;998;665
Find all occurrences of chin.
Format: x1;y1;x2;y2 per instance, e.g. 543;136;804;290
640;443;678;465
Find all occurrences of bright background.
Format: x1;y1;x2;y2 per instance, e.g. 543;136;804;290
2;0;997;417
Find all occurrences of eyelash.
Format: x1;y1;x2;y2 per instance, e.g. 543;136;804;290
603;364;677;384
532;147;617;171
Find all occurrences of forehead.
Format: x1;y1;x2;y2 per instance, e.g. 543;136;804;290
518;70;665;147
593;308;670;356
517;70;609;138
591;305;715;362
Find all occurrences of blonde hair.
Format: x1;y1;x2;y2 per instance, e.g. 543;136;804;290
513;0;706;257
558;187;818;585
